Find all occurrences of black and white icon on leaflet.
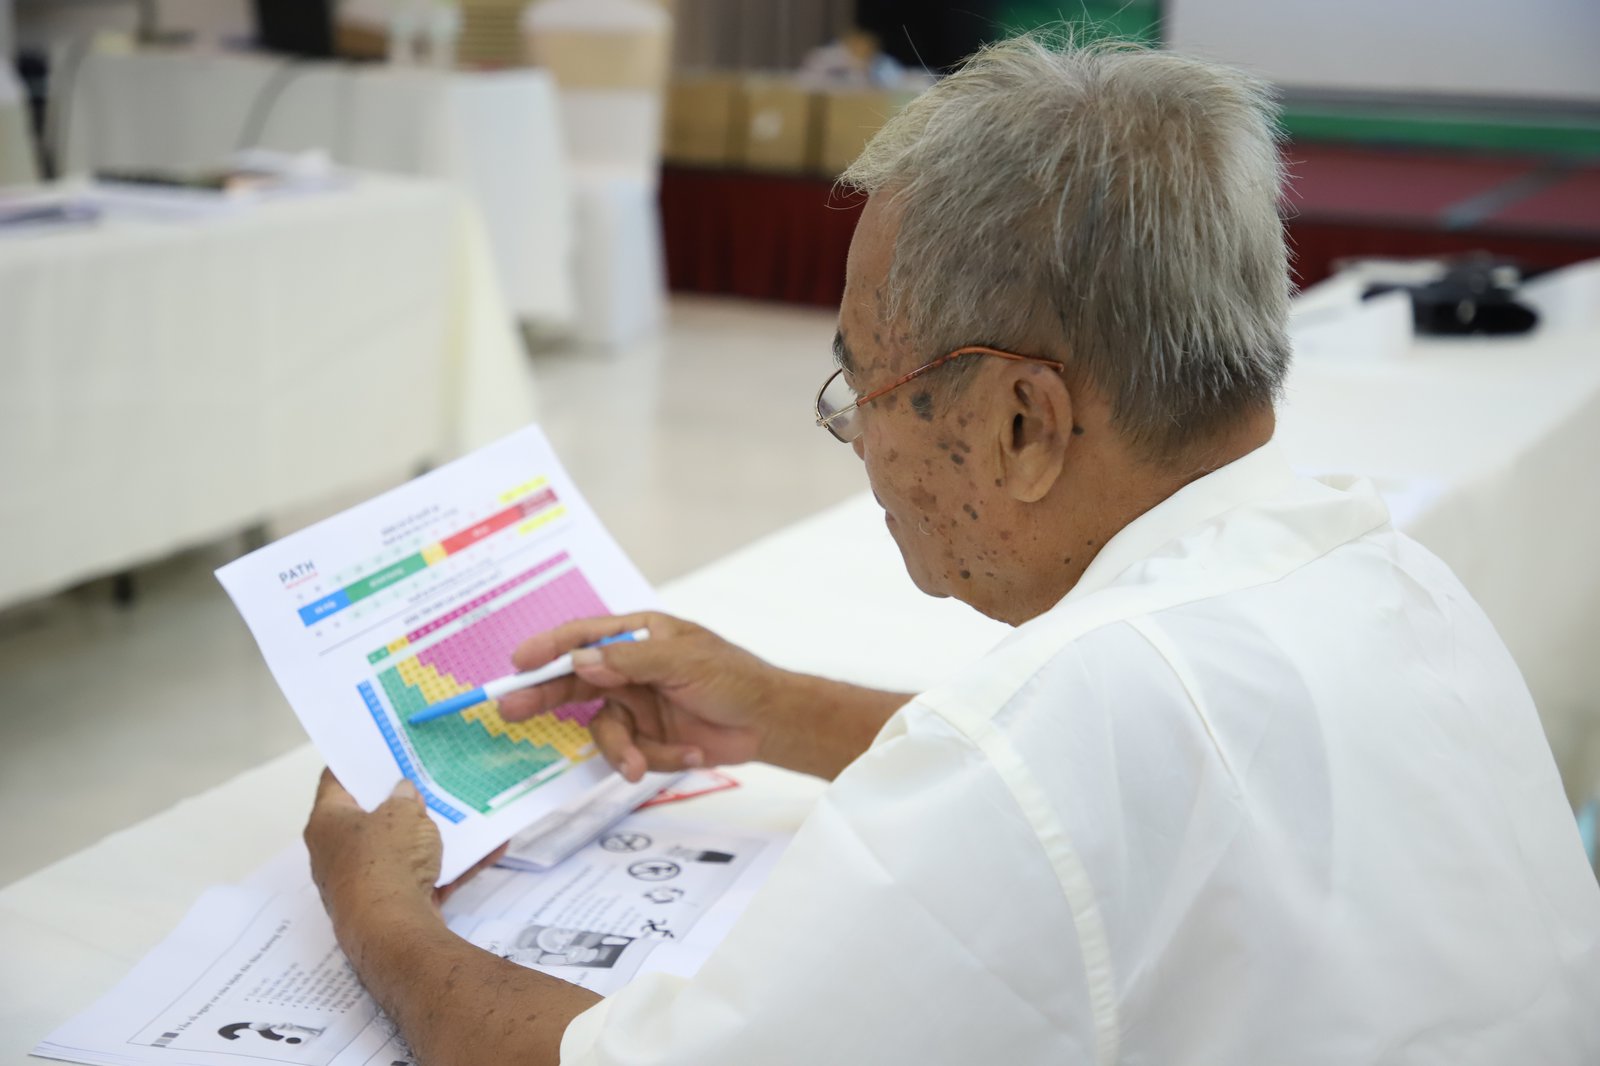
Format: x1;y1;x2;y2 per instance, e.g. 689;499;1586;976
627;859;682;882
643;887;685;904
601;831;653;853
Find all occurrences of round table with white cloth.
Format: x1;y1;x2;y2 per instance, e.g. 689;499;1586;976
54;47;576;328
0;61;38;186
0;175;533;609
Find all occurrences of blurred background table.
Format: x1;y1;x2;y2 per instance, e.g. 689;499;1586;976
0;175;531;609
1275;261;1600;801
53;47;576;329
0;59;37;184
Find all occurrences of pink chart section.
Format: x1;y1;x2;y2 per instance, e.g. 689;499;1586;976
405;551;569;644
414;566;609;725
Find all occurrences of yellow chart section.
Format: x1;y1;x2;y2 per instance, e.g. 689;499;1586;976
395;657;595;762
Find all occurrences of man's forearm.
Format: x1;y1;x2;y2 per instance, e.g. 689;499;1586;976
337;897;601;1066
758;673;912;780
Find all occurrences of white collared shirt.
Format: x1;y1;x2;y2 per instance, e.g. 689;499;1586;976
561;442;1600;1064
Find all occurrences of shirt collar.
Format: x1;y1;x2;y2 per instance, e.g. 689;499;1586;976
1060;439;1299;606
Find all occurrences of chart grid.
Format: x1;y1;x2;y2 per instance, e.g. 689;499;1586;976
370;562;611;813
359;681;467;822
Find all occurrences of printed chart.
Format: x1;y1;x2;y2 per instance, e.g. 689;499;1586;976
218;427;660;882
366;554;609;816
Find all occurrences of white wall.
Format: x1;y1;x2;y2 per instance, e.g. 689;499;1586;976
1167;0;1600;105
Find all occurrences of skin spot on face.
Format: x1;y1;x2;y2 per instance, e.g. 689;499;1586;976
957;415;969;427
1086;539;1094;546
959;569;971;579
950;453;965;465
993;478;1002;487
963;503;979;521
936;440;949;450
954;440;972;453
984;570;995;578
999;530;1011;541
1063;556;1072;565
1072;425;1085;436
886;448;899;462
909;484;937;511
911;392;934;421
880;392;900;411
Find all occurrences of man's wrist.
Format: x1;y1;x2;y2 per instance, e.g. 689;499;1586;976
755;672;910;779
328;887;441;963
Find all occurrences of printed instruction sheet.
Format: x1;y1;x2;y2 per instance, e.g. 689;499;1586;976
35;811;789;1066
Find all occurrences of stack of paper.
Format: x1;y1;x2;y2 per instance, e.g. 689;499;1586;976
35;810;789;1066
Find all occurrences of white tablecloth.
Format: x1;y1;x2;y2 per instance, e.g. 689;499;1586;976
0;102;34;186
1276;261;1600;800
56;48;575;326
0;176;532;608
0;62;37;186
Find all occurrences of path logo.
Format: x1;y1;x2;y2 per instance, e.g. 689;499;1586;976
278;561;318;589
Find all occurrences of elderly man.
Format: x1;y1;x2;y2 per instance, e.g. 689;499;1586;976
304;36;1600;1065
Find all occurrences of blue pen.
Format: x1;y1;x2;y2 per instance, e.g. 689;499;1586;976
407;628;649;724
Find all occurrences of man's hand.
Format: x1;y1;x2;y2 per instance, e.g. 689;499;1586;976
301;770;598;1066
304;770;504;930
500;612;782;782
500;611;914;782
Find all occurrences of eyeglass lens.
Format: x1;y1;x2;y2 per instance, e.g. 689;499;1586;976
817;370;861;442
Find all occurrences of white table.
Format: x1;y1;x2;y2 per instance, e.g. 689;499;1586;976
55;48;576;327
1276;260;1600;800
0;510;1005;1063
0;176;533;608
0;63;37;186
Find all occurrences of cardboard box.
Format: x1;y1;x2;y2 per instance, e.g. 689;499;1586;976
736;77;820;173
664;75;743;168
817;88;920;176
456;0;526;68
526;29;670;90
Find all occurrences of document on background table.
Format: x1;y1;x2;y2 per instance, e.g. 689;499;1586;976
216;425;664;883
34;811;790;1066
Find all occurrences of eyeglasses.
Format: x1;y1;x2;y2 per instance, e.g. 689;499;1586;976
814;345;1065;443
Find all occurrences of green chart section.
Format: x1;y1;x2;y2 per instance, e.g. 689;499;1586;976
380;662;565;813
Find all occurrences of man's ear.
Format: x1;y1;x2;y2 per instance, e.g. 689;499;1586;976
996;367;1072;503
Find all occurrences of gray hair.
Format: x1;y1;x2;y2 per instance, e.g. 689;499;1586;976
840;35;1292;456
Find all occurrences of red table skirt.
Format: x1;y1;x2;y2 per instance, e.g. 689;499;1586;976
661;148;1600;309
660;168;866;308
